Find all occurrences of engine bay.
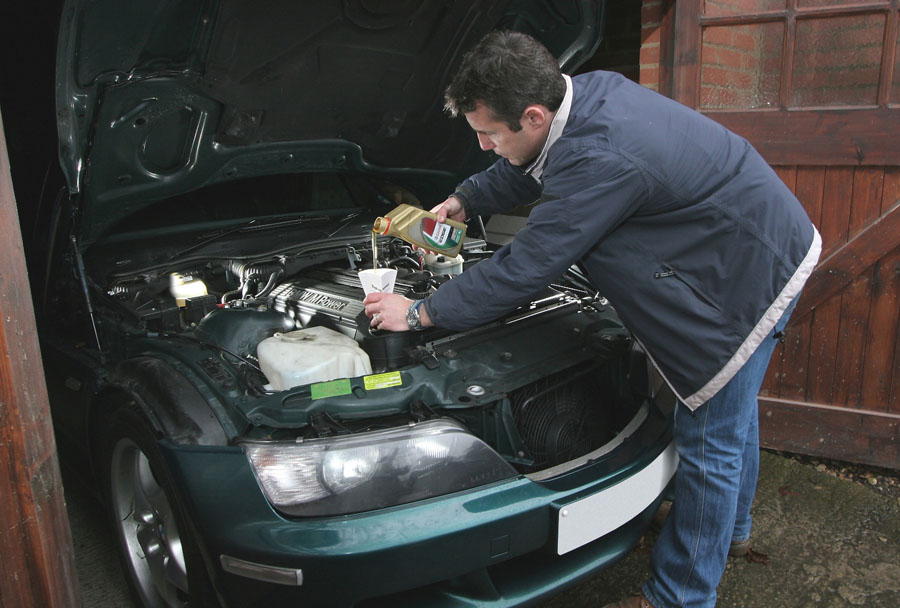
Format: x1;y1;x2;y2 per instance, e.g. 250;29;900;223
105;235;480;332
102;234;601;384
86;229;647;472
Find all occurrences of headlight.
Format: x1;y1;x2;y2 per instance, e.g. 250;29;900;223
241;419;517;516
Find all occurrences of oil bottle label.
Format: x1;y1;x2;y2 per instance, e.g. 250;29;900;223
374;204;466;256
422;218;462;250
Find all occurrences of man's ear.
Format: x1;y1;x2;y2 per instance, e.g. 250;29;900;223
522;105;550;129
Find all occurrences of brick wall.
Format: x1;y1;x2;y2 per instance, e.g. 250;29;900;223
639;0;667;91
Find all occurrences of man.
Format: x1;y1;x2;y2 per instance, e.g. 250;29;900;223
364;31;820;607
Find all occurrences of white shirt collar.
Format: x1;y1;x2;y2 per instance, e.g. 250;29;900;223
524;74;572;182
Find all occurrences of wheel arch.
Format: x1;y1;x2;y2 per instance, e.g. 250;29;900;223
88;356;230;468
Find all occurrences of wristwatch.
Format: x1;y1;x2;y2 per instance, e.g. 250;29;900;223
406;299;425;331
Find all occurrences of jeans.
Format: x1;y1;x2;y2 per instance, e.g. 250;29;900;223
643;300;795;608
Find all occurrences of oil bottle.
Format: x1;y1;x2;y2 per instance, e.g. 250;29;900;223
373;204;467;257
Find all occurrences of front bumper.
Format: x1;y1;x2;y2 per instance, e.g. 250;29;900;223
161;404;674;607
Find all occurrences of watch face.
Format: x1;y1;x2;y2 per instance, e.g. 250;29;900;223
407;303;419;330
407;300;425;330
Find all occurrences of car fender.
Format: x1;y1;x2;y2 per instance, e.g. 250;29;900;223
99;356;229;447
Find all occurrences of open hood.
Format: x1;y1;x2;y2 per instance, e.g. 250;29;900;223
56;0;604;242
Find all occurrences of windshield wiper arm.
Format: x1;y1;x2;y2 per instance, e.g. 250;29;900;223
327;210;364;237
168;215;336;261
242;215;330;232
169;219;258;260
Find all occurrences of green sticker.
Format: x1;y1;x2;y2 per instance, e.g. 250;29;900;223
310;378;352;400
364;371;403;390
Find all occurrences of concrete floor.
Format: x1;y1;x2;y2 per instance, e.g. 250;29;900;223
63;467;135;608
543;451;900;607
64;451;900;607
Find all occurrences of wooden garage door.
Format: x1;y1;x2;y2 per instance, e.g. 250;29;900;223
670;0;900;469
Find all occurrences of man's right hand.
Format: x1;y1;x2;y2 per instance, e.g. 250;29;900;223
431;196;467;223
413;196;468;256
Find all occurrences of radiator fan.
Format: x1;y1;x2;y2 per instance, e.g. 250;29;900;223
509;369;613;471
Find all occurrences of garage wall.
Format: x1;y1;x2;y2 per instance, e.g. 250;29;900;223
0;112;81;608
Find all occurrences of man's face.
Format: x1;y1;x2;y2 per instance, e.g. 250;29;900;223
464;102;549;166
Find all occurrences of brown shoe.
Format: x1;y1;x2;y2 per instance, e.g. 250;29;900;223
650;500;671;533
729;537;750;557
602;594;656;608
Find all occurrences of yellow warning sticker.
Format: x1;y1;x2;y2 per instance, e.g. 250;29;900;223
364;371;403;390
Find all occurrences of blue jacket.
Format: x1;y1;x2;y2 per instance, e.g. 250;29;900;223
423;70;821;409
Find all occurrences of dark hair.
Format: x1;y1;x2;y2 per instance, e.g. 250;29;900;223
444;31;566;132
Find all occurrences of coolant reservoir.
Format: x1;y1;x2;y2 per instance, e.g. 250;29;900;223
424;252;464;275
169;273;208;306
256;327;372;391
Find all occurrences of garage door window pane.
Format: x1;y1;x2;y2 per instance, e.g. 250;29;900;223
704;0;785;17
893;21;900;107
791;14;885;107
700;22;783;109
798;0;888;7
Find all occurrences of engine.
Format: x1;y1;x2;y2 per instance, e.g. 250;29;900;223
268;267;425;335
266;266;445;373
104;236;602;395
106;239;470;336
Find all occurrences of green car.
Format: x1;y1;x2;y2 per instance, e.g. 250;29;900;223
39;0;676;606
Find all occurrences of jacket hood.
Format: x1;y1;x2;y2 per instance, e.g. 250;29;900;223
56;0;604;242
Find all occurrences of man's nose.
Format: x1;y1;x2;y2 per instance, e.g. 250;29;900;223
476;133;495;151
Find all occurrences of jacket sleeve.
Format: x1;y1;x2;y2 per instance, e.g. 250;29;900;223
425;144;649;331
453;158;543;217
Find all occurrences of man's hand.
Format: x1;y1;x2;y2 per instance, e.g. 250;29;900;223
363;292;432;332
431;196;467;223
412;196;468;256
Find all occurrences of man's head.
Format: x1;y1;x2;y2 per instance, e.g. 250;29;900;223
444;31;566;166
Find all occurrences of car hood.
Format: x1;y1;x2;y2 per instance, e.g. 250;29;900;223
56;0;604;243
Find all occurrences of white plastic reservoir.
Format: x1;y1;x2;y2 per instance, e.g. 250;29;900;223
257;327;372;391
424;252;464;275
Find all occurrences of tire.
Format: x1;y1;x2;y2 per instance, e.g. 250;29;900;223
101;402;220;608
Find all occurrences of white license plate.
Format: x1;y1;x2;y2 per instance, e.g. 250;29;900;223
556;442;678;554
